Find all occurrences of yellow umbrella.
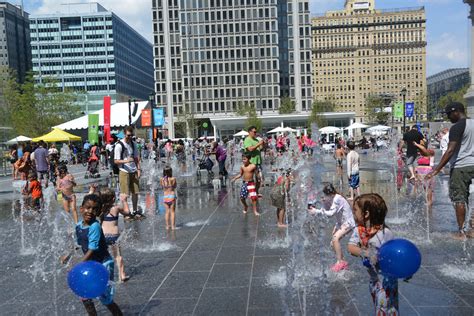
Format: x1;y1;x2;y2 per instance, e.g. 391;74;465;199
32;128;82;143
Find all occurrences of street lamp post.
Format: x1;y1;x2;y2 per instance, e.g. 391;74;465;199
149;93;155;142
401;88;407;133
127;97;132;126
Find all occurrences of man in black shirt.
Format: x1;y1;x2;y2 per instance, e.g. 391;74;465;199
403;124;424;180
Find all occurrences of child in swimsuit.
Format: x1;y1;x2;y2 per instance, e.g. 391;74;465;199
348;194;398;315
100;187;131;282
309;183;355;272
23;171;43;210
231;154;260;216
56;164;78;223
160;166;177;230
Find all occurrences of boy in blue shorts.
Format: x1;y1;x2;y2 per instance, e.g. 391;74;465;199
346;141;360;200
76;194;123;316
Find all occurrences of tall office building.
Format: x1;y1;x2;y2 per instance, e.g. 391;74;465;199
312;0;426;122
30;3;154;112
152;0;312;138
0;2;31;82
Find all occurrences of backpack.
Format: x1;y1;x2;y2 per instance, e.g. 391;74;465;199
109;141;135;175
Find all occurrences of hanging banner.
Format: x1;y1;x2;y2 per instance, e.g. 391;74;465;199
141;109;151;127
393;102;403;119
405;102;415;118
88;114;99;144
153;108;165;126
103;96;111;143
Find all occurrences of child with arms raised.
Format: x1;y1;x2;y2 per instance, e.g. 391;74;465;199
309;183;355;272
347;193;398;315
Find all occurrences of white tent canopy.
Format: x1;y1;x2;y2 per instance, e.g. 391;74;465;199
344;122;368;130
5;135;31;144
267;126;297;134
233;130;249;137
367;125;391;132
53;101;149;130
319;126;342;134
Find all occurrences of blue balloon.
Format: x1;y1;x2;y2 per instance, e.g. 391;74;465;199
67;261;109;298
378;239;421;279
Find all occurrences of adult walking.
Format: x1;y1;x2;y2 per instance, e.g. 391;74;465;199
243;126;265;196
33;140;49;187
114;126;142;218
403;124;424;180
212;141;228;179
427;102;474;239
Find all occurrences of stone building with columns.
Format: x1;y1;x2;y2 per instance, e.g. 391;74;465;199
312;0;427;123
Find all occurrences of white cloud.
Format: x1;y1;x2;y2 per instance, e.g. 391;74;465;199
30;0;153;43
427;32;469;75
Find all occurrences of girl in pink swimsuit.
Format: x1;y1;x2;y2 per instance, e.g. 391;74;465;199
56;164;78;223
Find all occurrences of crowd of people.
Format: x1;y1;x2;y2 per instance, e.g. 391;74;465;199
8;101;474;315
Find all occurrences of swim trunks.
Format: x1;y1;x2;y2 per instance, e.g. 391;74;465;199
241;181;257;201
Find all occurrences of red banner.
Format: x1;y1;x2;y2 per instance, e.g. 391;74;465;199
141;109;151;127
103;96;111;143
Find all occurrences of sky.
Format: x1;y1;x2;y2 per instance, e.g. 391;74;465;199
21;0;470;76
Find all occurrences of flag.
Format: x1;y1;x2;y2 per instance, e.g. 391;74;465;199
103;96;111;143
141;109;151;127
394;102;403;118
88;114;99;144
405;102;415;118
153;108;165;126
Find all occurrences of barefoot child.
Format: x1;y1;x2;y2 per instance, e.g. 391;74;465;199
309;183;355;272
232;154;260;216
346;141;360;200
23;171;43;210
75;194;123;315
160;166;177;230
57;164;78;223
99;187;131;282
270;169;291;227
347;193;398;315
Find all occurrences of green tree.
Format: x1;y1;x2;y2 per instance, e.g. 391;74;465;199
3;72;83;137
175;104;198;138
308;98;336;128
414;90;429;121
366;94;390;124
237;102;262;132
278;96;296;114
437;84;468;112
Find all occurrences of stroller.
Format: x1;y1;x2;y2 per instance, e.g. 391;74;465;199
196;154;214;179
85;158;100;178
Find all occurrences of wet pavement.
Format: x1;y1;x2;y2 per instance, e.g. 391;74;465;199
0;151;473;315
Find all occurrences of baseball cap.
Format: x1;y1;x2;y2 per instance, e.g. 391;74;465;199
444;102;464;114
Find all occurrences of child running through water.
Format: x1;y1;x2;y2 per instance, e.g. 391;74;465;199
74;194;123;316
23;171;43;210
232;154;260;216
347;193;398;315
57;164;78;223
160;166;177;230
270;169;292;227
309;183;355;272
99;187;131;282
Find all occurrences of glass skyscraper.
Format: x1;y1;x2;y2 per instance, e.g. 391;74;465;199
0;2;31;83
30;3;154;112
152;0;312;138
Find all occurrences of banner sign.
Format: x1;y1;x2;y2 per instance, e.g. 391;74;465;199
405;102;415;118
103;96;111;143
394;102;403;119
88;114;99;144
153;108;165;126
141;109;151;127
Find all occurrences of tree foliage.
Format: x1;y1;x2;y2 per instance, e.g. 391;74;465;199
365;94;390;124
278;96;296;114
308;99;336;128
237;102;262;132
437;84;468;111
175;104;198;138
2;72;83;137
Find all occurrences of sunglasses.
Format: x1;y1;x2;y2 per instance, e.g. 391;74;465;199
126;134;134;137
